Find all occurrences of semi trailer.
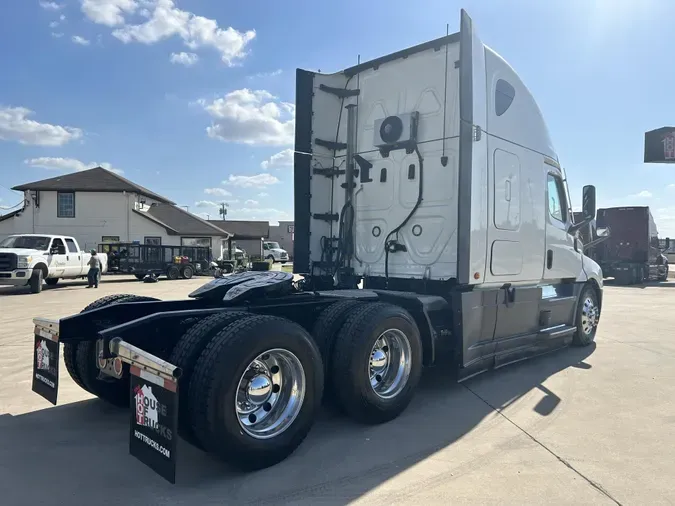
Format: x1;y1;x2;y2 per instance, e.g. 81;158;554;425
30;10;603;484
595;206;669;284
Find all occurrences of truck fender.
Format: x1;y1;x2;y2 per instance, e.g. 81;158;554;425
371;290;453;367
32;262;48;279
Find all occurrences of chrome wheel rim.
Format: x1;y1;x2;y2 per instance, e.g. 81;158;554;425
235;348;305;440
581;297;599;335
368;329;412;399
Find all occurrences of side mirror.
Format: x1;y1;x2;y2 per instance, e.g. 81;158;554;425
49;247;58;255
666;237;671;250
582;185;596;220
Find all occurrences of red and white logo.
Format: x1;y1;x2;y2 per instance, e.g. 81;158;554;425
134;384;159;428
36;339;50;371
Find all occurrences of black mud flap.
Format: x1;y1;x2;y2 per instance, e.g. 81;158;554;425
129;365;179;484
32;327;60;405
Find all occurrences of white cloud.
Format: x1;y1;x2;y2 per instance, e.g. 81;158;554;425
204;187;231;197
24;157;124;175
258;192;269;197
245;199;259;205
261;148;293;169
72;35;91;46
248;69;282;79
81;0;138;27
200;89;294;146
194;200;219;208
0;106;82;146
102;0;255;65
170;51;199;66
631;190;652;198
51;32;65;38
49;14;67;28
40;1;63;10
224;173;280;188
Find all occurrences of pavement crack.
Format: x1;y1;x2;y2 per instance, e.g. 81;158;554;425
462;383;623;506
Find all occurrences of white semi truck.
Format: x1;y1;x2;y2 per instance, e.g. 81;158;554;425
0;234;108;293
29;10;602;484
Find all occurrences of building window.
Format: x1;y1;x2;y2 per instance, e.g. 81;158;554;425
495;79;515;116
102;236;120;243
57;192;75;218
145;237;162;245
547;174;568;223
181;237;212;248
287;225;295;234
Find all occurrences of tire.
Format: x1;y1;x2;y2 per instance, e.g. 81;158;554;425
64;294;149;394
311;299;366;372
266;255;275;263
29;269;43;293
74;295;160;407
659;263;669;282
167;265;180;280
135;274;145;280
45;278;59;286
572;284;600;347
330;302;423;425
181;265;194;279
189;315;323;471
168;311;252;447
223;263;234;274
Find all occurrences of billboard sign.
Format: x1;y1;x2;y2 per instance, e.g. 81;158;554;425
644;126;675;163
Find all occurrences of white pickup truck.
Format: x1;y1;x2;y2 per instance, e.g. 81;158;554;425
0;234;108;293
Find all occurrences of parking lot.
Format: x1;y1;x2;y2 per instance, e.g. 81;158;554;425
1;276;674;505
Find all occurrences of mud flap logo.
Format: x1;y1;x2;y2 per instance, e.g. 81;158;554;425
32;334;59;405
129;366;178;484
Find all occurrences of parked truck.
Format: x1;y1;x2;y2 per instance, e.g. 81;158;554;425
595;206;669;284
0;234;108;293
29;10;603;484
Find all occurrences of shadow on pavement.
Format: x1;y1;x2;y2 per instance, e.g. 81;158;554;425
0;344;596;505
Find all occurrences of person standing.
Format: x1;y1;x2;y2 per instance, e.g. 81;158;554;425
87;249;101;288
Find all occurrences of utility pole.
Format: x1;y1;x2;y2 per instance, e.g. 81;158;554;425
219;202;228;220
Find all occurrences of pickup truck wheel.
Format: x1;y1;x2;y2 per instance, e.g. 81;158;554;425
572;285;600;347
330;303;423;425
181;265;194;279
29;269;43;293
45;278;59;286
75;295;160;407
167;265;180;280
189;315;323;470
169;311;252;448
134;274;145;280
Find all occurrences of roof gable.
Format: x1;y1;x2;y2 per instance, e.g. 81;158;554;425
135;204;231;237
12;167;174;204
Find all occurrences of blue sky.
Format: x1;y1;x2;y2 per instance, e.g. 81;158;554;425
1;0;675;232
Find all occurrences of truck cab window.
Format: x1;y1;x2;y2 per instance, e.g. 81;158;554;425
547;174;567;223
65;239;78;253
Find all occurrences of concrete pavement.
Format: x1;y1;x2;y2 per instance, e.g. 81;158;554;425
0;276;673;505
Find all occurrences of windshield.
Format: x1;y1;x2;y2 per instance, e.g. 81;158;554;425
0;236;51;250
265;242;281;250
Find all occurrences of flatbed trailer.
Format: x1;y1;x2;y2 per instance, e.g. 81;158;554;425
29;10;604;484
100;242;211;280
